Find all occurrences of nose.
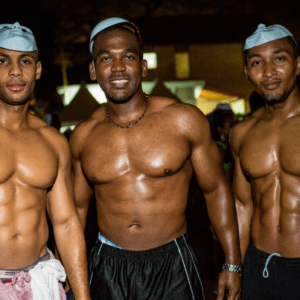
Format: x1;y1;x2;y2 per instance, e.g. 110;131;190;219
9;62;22;77
111;58;125;72
263;61;277;78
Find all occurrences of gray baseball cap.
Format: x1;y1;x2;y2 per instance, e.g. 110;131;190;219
90;17;141;53
0;22;37;52
244;24;296;50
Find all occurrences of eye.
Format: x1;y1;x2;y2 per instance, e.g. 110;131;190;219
0;58;7;64
252;60;261;66
125;54;136;60
101;56;110;62
275;56;285;62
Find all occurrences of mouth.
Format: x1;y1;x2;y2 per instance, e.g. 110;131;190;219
109;79;129;88
262;81;281;90
9;85;24;91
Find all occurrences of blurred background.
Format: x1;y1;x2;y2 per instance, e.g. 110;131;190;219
3;0;300;133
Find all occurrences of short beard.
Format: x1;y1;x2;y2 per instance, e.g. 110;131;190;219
262;92;287;106
107;94;132;104
0;94;30;106
105;84;141;105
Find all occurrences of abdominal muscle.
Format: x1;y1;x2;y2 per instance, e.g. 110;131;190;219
95;182;189;251
250;189;300;258
0;191;49;269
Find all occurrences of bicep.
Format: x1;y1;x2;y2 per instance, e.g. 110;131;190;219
72;156;93;210
191;134;227;195
232;150;253;210
47;144;77;226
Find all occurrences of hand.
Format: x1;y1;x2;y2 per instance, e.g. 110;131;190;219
216;269;241;300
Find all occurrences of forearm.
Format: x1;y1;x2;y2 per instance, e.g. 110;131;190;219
235;202;252;262
205;188;241;265
76;206;89;232
54;218;90;300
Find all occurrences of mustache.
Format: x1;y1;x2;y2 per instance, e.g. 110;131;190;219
261;79;281;86
7;80;26;86
108;73;130;80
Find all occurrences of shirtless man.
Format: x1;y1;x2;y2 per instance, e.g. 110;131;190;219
71;17;241;300
0;22;90;299
230;24;300;299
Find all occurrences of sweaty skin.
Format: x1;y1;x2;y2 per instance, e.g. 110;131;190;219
231;37;300;261
71;29;241;300
0;48;90;300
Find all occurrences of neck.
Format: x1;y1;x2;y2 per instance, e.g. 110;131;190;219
266;88;300;119
106;88;147;120
0;100;30;129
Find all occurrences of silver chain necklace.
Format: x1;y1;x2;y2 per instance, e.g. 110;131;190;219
105;94;149;129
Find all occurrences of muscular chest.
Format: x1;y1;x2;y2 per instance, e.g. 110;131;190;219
240;119;300;178
81;124;191;183
0;130;58;188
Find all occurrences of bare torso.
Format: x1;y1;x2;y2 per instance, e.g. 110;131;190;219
238;108;300;257
78;97;196;250
0;114;59;268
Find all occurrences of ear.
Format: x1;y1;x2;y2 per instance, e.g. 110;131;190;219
296;56;300;76
244;66;252;83
35;61;42;80
89;61;96;80
141;59;148;78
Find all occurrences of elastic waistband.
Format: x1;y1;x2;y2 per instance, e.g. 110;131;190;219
96;233;190;260
0;251;51;276
98;232;124;249
249;243;300;264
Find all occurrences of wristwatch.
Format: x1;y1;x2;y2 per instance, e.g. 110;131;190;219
222;263;243;274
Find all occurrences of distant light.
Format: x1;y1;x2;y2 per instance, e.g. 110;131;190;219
194;86;203;99
86;84;107;104
231;99;245;115
60;125;75;134
144;53;157;69
57;85;80;106
174;52;190;79
57;84;107;106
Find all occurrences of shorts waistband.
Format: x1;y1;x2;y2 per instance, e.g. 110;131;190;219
98;232;124;249
249;243;300;264
96;233;189;260
0;251;51;276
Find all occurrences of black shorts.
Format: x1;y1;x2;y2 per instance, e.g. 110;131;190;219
242;243;300;300
89;233;205;300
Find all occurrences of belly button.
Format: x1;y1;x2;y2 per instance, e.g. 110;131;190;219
277;226;281;232
129;224;141;229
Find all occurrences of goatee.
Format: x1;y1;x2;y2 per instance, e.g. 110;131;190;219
263;92;286;105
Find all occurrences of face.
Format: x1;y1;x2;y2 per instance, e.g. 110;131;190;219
89;29;148;103
244;38;300;106
0;48;42;106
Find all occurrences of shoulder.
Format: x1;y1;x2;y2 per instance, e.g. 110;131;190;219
230;107;265;155
28;113;70;161
149;96;210;142
150;96;209;126
70;105;106;156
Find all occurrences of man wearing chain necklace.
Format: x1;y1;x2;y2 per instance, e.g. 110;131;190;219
70;17;241;300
